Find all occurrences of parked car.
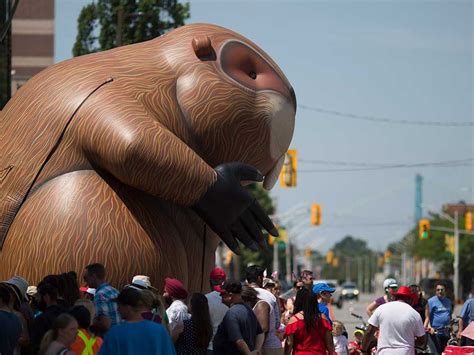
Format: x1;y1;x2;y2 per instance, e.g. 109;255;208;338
341;281;360;301
313;279;343;308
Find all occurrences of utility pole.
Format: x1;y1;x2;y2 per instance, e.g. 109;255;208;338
285;239;292;284
273;239;279;279
0;0;12;109
453;211;459;302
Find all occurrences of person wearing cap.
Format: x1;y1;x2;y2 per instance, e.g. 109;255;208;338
83;263;121;334
313;282;336;325
362;286;426;354
348;329;364;355
424;280;453;353
99;287;175;355
163;277;190;331
213;279;264;355
0;283;22;355
205;267;229;354
366;278;398;316
246;265;283;355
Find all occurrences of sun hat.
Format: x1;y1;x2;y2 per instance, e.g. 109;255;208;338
1;276;28;303
383;278;398;289
312;282;336;295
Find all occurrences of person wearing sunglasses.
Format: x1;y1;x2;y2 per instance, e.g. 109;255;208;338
424;281;452;353
366;278;398;317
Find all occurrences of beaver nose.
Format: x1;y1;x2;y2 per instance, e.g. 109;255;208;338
289;86;297;112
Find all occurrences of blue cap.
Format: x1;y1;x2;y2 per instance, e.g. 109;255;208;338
312;282;336;294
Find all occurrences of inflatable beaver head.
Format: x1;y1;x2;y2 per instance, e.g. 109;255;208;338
159;24;296;189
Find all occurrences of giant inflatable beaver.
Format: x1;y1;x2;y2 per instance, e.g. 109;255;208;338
0;23;296;291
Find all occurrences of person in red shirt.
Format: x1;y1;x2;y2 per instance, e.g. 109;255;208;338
348;329;364;355
284;288;334;354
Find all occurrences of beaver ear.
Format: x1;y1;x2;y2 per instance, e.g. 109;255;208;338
192;36;216;61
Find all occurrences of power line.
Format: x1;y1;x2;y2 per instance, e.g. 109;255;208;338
298;105;474;127
299;158;474;172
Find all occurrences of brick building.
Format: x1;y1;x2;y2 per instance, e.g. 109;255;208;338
11;0;54;95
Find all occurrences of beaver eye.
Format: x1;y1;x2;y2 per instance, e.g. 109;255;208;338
249;70;257;80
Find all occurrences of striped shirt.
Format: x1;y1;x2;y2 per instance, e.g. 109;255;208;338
94;283;121;326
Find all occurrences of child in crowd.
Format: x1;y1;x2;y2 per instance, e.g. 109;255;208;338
348;329;364;354
333;320;348;355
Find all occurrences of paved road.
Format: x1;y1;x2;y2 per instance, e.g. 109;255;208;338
332;293;376;336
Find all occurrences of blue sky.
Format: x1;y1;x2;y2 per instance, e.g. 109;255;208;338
55;0;473;252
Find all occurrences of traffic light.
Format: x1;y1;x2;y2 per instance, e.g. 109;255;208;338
332;257;339;267
465;212;472;231
310;203;322;226
418;219;430;240
304;248;312;257
326;250;334;264
279;149;297;188
384;250;392;263
445;234;455;254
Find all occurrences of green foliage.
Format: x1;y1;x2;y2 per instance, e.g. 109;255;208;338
410;212;474;296
73;0;190;57
333;235;370;257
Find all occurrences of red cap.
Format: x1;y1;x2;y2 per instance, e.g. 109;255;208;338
210;267;226;281
390;286;416;303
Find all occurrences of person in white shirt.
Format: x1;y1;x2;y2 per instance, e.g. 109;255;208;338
246;265;283;355
205;267;229;354
362;286;427;354
163;277;190;331
332;320;348;355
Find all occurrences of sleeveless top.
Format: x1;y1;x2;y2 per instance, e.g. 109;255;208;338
253;300;282;349
175;319;208;355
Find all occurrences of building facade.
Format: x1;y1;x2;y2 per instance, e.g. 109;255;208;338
11;0;54;95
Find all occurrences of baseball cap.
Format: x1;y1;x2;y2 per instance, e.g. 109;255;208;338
312;282;336;294
210;267;226;281
79;287;96;296
383;278;398;289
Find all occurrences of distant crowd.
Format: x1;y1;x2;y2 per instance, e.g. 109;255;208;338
0;264;473;355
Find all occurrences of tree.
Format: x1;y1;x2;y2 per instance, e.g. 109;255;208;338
73;0;190;57
409;212;474;297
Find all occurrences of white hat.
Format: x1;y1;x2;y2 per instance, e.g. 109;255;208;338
1;276;29;303
129;275;156;291
383;278;398;289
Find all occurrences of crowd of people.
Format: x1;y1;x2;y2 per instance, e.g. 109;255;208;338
1;264;473;355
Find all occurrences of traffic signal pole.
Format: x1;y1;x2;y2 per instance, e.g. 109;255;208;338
454;211;459;303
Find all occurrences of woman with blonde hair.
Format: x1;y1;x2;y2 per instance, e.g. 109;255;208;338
39;313;78;355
